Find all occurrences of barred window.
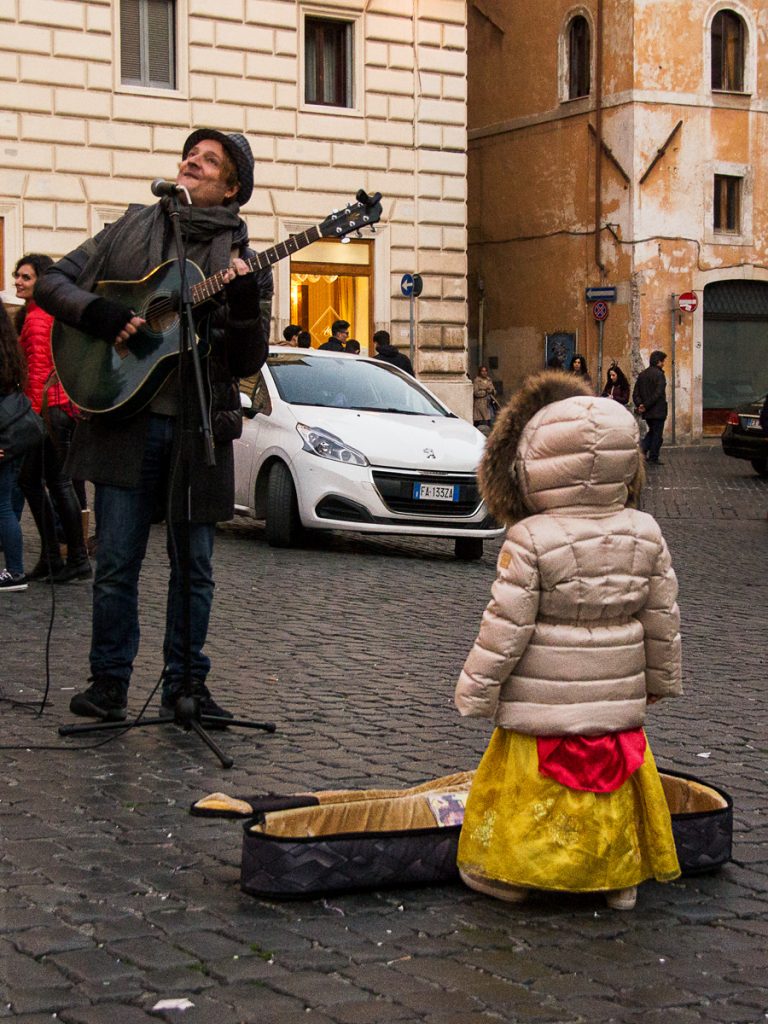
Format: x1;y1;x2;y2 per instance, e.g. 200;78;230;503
121;0;176;89
305;16;353;108
711;10;745;92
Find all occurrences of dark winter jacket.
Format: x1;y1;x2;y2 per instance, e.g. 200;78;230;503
35;203;273;522
374;343;414;376
632;365;667;420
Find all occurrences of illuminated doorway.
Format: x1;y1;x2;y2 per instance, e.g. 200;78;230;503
289;237;373;352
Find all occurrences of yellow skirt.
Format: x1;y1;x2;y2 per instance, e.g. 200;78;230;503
457;729;681;893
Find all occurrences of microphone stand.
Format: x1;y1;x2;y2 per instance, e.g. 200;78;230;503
59;187;275;768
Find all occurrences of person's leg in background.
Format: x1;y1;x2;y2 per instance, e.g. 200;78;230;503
0;458;27;590
18;440;63;578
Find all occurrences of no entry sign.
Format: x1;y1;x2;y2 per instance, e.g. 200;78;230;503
592;300;609;321
678;291;698;313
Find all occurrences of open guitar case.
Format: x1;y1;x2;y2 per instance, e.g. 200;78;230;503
191;769;733;900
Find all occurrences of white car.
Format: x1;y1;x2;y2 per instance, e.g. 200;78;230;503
233;347;503;559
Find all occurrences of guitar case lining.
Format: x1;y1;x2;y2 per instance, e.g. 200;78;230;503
238;769;732;899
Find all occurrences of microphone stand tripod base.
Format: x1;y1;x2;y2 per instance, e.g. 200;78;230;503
58;698;276;771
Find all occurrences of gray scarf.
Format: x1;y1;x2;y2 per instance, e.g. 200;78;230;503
76;201;249;291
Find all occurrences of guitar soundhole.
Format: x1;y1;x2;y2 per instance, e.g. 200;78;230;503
144;291;179;334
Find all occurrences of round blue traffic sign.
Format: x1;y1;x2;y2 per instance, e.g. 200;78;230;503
592;300;609;321
401;273;414;297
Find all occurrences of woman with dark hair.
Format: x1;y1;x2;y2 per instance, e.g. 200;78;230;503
14;253;90;582
601;363;630;406
569;353;592;388
0;299;29;591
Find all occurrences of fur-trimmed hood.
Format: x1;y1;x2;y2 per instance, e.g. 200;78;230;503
479;370;643;524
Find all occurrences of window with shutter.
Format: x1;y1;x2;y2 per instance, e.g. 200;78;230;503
121;0;176;89
711;10;745;92
305;17;353;108
713;174;742;233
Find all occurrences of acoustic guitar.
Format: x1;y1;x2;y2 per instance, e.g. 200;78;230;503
52;189;383;418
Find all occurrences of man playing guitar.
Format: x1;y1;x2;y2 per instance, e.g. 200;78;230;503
35;129;273;726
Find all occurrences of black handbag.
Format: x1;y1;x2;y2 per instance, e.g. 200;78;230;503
0;390;45;458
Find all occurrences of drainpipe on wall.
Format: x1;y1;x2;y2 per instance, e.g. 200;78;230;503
477;276;485;372
594;0;605;276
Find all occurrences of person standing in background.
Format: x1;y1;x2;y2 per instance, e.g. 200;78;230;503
372;330;414;375
14;253;90;583
319;320;349;351
472;366;497;430
601;363;630;406
633;351;668;465
0;298;29;592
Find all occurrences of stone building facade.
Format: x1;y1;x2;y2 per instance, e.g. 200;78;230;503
468;0;768;439
0;0;471;416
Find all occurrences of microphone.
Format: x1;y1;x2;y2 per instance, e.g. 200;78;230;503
151;178;184;198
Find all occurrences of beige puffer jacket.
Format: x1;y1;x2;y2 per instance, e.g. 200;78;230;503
455;377;682;737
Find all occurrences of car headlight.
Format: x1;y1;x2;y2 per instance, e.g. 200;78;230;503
296;424;369;466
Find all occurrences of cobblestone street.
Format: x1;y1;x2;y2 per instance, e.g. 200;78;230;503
1;442;767;1023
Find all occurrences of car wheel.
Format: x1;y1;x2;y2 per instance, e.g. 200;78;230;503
750;458;768;477
455;537;483;561
265;462;302;548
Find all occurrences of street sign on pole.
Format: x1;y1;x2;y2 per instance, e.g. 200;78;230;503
401;274;423;369
678;291;698;313
585;286;617;303
592;300;609;321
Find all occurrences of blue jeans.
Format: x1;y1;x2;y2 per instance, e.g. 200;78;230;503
0;458;24;575
91;414;215;698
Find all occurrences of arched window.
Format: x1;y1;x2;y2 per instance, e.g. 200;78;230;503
568;15;591;99
711;10;745;91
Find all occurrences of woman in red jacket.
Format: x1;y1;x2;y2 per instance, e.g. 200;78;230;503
14;254;90;582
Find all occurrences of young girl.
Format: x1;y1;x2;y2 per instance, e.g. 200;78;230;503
455;371;682;910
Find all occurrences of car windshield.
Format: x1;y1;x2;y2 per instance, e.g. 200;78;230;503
267;354;453;416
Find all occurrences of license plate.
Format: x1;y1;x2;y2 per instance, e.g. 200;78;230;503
413;482;457;501
742;416;760;431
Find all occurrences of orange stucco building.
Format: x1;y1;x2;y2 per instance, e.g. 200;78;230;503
468;0;768;440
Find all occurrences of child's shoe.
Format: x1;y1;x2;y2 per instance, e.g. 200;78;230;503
605;886;637;911
459;869;528;903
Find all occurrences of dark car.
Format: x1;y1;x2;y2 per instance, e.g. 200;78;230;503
721;394;768;476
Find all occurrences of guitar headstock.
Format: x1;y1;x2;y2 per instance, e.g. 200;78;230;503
319;190;383;241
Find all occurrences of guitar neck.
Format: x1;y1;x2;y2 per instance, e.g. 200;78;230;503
191;224;323;306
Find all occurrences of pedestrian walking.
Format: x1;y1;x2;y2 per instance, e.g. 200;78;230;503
455;370;682;911
633;350;668;464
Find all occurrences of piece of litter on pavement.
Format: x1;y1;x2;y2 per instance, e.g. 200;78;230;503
696;752;711;758
152;998;195;1011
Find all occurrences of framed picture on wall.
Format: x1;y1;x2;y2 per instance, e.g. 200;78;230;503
545;332;576;370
